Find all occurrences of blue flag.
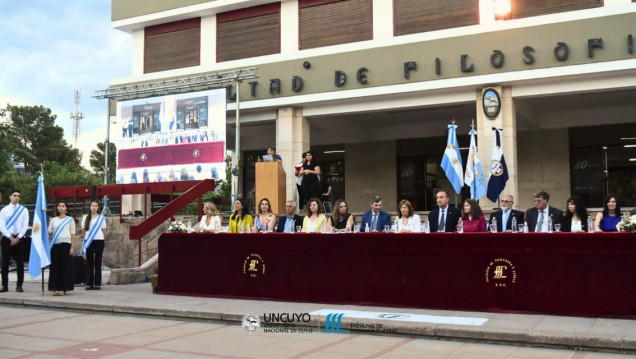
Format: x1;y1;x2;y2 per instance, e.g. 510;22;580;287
487;128;509;202
29;175;50;278
441;124;464;195
464;129;487;200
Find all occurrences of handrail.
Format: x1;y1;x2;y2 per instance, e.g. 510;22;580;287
129;179;216;266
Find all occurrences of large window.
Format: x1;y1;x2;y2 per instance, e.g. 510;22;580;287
394;0;478;36
217;3;280;62
144;18;200;73
512;0;601;19
299;0;372;50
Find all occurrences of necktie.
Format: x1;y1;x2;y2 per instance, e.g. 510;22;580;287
502;211;509;232
439;209;446;232
536;210;544;232
371;213;378;231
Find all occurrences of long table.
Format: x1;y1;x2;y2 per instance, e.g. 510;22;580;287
158;232;636;318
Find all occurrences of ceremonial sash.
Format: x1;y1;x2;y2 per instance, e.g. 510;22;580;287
82;215;105;255
50;216;73;249
6;205;26;233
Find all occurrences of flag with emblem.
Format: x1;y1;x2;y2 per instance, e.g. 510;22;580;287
29;174;50;278
487;128;509;202
441;123;464;195
464;129;487;200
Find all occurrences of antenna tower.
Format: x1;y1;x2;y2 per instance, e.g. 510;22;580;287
70;88;84;146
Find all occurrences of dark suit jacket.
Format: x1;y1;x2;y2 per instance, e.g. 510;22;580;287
489;209;525;232
360;210;392;232
276;214;304;233
428;206;462;232
525;206;564;232
561;216;588;232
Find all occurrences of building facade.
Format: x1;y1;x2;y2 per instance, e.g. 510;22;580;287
109;0;636;213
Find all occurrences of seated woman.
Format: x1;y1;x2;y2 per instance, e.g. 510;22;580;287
595;194;621;232
394;199;421;233
462;199;487;232
198;201;222;233
302;198;328;233
327;199;354;232
253;198;277;232
228;198;254;233
561;196;588;232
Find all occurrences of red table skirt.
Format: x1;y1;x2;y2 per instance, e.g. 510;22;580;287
118;141;224;169
158;232;636;318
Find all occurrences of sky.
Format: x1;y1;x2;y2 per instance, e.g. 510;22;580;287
0;0;131;170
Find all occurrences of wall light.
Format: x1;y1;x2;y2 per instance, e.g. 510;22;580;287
494;0;512;20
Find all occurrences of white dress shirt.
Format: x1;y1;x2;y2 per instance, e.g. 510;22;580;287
396;214;422;232
0;203;29;238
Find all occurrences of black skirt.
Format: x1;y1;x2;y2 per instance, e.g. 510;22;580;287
49;243;74;292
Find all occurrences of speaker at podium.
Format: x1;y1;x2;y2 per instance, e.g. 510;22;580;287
255;161;286;214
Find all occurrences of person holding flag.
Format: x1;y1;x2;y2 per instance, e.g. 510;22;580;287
0;189;30;293
487;128;509;203
441;123;464;195
464;126;487;200
80;200;107;290
29;175;51;284
47;200;76;296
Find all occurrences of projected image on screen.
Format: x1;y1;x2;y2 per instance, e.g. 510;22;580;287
115;88;226;184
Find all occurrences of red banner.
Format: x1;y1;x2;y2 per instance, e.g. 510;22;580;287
118;142;225;169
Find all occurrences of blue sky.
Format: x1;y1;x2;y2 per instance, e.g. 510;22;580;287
0;0;131;169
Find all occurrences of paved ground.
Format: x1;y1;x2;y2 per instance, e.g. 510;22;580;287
0;270;634;358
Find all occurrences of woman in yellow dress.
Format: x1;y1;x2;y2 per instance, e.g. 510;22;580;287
228;198;254;233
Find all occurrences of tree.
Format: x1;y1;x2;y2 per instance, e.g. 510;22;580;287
89;141;117;183
0;104;82;175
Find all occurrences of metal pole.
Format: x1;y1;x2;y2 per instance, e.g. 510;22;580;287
233;81;241;201
103;99;111;212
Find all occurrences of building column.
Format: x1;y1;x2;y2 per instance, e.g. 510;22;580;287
476;86;519;210
276;107;309;204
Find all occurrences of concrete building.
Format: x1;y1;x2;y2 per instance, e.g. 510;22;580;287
108;0;636;213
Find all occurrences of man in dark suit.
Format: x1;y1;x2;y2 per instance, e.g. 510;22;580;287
525;191;563;232
276;200;304;233
428;189;462;232
489;194;525;232
360;196;392;232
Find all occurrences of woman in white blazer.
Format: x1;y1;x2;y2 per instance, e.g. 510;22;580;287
395;199;421;233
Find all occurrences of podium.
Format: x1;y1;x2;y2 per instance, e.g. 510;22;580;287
255;161;286;213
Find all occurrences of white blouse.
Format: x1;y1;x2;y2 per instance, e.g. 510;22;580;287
49;216;76;244
199;215;221;232
571;220;583;232
396;214;422;233
81;215;106;240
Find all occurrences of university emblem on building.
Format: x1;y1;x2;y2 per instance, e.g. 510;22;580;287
243;253;266;278
485;258;517;287
482;88;501;119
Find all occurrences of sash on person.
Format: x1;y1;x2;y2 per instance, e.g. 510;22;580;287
82;215;105;255
6;205;26;233
50;216;73;249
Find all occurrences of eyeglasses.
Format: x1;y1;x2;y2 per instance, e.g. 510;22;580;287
501;200;513;203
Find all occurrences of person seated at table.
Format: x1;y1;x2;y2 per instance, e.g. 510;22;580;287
489;194;524;232
595;194;621;232
228;198;253;233
276;200;304;233
302;198;327;233
462;199;487;232
360;195;392;232
198;201;222;233
561;196;589;232
253;198;277;232
525;191;563;232
327;199;354;232
394;199;421;233
428;190;461;232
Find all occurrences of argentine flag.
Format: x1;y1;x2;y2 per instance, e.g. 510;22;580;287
29;175;50;279
487;128;509;202
464;129;487;200
441;124;464;195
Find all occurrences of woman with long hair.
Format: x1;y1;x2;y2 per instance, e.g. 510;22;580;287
595;194;621;232
48;200;76;296
299;151;321;209
253;198;277;232
228;198;254;233
562;196;589;232
327;199;354;232
395;199;421;232
198;201;221;233
302;198;327;233
462;199;487;232
80;200;107;290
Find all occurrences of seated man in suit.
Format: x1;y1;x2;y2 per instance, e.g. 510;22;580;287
489;194;525;232
525;191;564;232
428;189;462;232
360;196;392;232
276;200;304;233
